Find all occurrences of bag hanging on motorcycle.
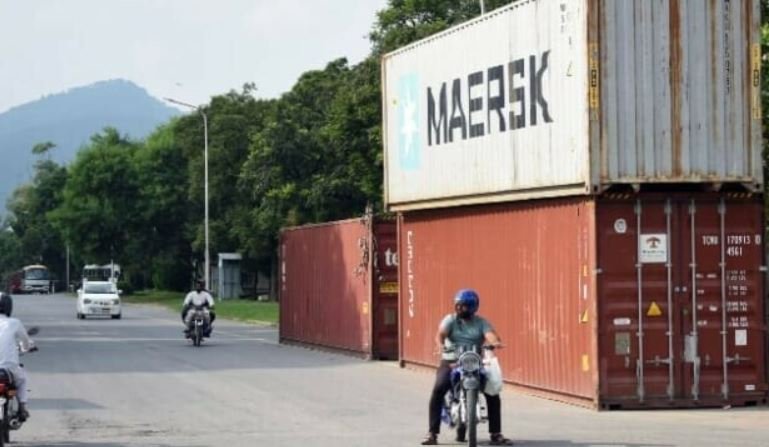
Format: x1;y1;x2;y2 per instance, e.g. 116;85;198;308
483;356;503;395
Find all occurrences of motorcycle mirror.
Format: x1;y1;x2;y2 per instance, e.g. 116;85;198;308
27;327;40;336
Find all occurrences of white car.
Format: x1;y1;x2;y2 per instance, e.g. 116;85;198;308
77;281;122;319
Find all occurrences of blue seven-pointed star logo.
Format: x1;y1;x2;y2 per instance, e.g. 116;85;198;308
398;73;421;170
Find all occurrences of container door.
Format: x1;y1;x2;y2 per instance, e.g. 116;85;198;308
598;194;766;407
598;196;678;403
678;197;766;402
373;222;399;360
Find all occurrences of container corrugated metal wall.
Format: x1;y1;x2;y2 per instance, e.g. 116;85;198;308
398;192;767;409
382;0;591;211
382;0;762;212
279;218;399;359
594;0;762;185
280;218;373;355
399;199;597;402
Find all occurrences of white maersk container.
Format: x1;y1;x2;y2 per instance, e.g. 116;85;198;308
382;0;762;211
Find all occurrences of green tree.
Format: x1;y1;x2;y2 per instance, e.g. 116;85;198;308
370;0;515;55
0;225;23;283
172;85;274;278
49;128;141;278
133;123;193;290
6;144;68;280
238;59;353;270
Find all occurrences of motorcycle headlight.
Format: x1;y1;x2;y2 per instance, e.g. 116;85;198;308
458;352;481;372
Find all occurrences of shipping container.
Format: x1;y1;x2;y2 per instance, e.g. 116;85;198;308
279;217;398;359
398;192;767;409
382;0;762;211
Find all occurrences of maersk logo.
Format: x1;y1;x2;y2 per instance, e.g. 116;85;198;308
427;51;553;146
398;73;422;170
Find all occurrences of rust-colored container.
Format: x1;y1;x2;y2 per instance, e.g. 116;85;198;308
399;192;767;409
279;217;398;359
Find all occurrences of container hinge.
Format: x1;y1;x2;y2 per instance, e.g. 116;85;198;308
759;266;768;273
594;268;603;275
645;355;672;367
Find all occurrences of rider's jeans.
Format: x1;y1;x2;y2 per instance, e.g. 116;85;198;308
428;360;501;435
184;310;211;327
1;364;27;404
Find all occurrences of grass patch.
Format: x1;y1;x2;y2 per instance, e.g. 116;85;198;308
215;300;278;324
123;290;278;324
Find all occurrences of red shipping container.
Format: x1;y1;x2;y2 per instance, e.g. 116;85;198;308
279;217;398;359
399;193;767;409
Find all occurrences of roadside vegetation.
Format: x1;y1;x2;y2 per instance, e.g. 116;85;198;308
123;290;279;325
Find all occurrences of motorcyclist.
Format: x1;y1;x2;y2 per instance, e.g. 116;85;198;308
0;293;35;421
182;281;215;336
421;289;513;446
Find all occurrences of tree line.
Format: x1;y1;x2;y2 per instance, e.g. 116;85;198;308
0;0;516;293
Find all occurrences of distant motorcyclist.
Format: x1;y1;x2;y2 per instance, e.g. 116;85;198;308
0;293;35;421
182;281;215;335
421;289;513;446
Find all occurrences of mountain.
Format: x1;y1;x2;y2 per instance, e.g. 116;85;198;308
0;79;180;215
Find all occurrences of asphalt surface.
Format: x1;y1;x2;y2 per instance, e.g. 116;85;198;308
6;293;768;446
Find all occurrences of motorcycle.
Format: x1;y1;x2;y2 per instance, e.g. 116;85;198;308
0;327;39;447
441;345;496;447
185;305;211;347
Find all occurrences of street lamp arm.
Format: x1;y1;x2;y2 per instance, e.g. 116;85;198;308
163;97;198;110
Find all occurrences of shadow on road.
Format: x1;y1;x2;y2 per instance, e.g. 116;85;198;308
29;398;104;410
513;442;673;447
20;443;203;447
25;323;365;375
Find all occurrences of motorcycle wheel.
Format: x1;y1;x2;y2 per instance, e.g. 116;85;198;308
466;388;478;447
193;325;201;347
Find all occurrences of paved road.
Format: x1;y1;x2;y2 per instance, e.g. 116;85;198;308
7;294;769;446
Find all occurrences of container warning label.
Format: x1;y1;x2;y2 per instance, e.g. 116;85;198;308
647;302;662;317
639;234;667;263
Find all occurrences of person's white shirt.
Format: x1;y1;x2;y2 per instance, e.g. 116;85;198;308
183;290;215;308
0;315;33;367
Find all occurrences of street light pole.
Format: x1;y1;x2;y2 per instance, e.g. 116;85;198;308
164;97;211;292
202;110;210;293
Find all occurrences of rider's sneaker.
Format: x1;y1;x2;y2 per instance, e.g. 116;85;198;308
489;433;513;445
420;433;438;445
18;405;29;422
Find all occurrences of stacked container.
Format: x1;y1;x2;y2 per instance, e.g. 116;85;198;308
382;0;765;408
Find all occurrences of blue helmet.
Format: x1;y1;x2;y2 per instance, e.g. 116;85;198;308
453;288;479;315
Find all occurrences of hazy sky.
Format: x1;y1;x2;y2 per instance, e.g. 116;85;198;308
0;0;388;113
